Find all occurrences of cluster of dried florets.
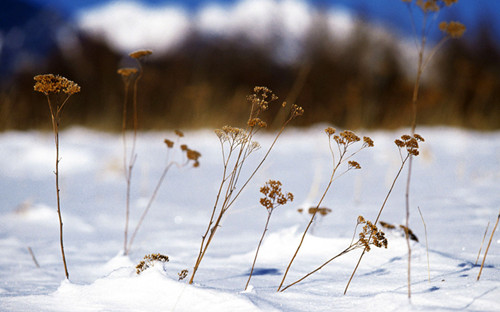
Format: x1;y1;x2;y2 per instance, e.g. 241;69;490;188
135;253;169;274
247;86;278;113
163;130;201;167
259;180;294;211
356;216;388;252
395;133;424;157
402;0;457;12
439;21;466;38
298;207;332;216
129;49;153;59
33;74;81;96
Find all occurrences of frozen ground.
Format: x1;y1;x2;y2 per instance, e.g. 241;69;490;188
0;126;499;311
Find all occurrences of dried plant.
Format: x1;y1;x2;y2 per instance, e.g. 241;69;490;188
280;216;387;292
119;50;151;255
400;0;465;298
136;253;169;275
189;87;303;284
277;128;374;291
178;269;189;281
245;180;293;291
33;74;81;279
126;131;201;254
477;209;499;280
344;133;424;294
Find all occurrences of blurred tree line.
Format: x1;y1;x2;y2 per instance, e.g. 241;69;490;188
1;16;499;131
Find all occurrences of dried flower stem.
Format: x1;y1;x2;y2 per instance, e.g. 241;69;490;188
477;209;499;281
475;221;490;265
278;129;371;292
281;216;387;292
122;53;148;256
417;206;431;283
34;74;80;279
344;153;410;294
189;87;302;284
401;0;465;298
245;211;272;291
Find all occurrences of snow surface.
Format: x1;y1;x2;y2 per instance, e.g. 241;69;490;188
0;126;499;311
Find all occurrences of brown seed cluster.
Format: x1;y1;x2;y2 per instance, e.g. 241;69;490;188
136;253;169;274
357;216;388;252
305;207;332;216
248;118;267;128
329;130;362;146
33;74;81;96
178;269;189;281
348;160;361;170
259;180;294;211
247;86;278;112
439;21;466;38
395;133;424;156
117;67;138;77
129;49;153;59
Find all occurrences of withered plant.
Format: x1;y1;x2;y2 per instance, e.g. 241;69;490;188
136;253;169;275
477;209;499;280
280;216;387;292
126;131;201;253
118;49;151;255
245;180;293;291
344;134;424;294
400;0;465;298
33;74;81;279
189;87;303;284
277;128;374;291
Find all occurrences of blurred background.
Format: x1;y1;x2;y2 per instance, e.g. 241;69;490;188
1;0;499;131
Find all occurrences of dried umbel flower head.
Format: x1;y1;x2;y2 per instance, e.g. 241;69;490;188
164;139;174;148
357;217;388;252
307;207;332;216
174;130;184;137
348;160;361;170
259;180;294;211
136;253;169;274
34;74;81;96
439;21;466;38
129;49;153;59
117;67;138;77
178;269;189;281
395;133;424;156
325;127;336;136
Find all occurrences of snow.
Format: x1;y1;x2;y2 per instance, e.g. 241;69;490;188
0;126;499;311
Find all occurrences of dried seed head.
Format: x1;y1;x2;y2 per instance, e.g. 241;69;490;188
33;74;81;96
164;139;174;148
363;136;374;147
129;49;153;59
439;21;466;38
174;130;184;137
348;160;361;170
117;67;138;77
325;127;336;136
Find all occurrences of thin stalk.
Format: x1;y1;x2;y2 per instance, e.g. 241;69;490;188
344;155;409;294
475;222;490;265
47;95;69;280
278;155;343;291
477;209;499;281
245;211;272;291
417;206;430;283
127;161;177;253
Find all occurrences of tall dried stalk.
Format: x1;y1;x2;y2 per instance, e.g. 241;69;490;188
277;128;373;291
34;74;81;279
401;0;465;298
189;87;303;284
119;50;152;255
